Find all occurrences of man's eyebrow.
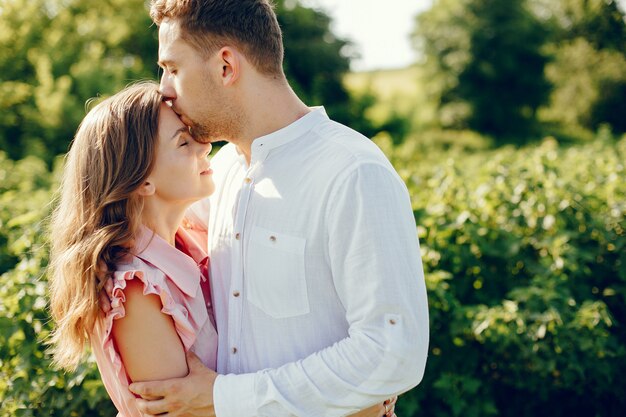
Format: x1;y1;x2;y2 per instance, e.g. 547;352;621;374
171;126;188;141
157;58;174;68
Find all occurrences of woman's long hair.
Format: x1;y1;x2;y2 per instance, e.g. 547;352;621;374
48;81;162;370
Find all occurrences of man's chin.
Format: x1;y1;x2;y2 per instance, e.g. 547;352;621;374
175;114;209;142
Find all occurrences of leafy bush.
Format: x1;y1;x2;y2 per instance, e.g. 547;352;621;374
541;38;626;133
0;152;115;416
1;133;625;416
380;135;626;417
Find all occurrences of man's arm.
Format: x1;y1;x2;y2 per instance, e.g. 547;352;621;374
213;162;429;416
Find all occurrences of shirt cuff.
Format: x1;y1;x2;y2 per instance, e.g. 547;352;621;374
213;373;257;417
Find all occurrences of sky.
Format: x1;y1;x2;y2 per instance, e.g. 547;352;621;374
303;0;433;72
304;0;626;72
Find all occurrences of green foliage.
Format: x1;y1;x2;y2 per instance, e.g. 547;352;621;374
412;0;626;139
0;152;115;415
455;0;550;137
377;135;626;417
0;0;374;163
2;132;625;415
536;0;626;133
541;38;626;133
534;0;626;53
344;66;433;143
411;0;473;129
0;0;159;163
2;0;625;415
413;0;551;140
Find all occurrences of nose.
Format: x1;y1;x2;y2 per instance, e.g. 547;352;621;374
194;141;212;158
159;71;176;102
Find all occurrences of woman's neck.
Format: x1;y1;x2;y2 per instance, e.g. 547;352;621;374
141;198;189;246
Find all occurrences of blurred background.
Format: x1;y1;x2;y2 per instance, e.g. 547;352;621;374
0;0;624;416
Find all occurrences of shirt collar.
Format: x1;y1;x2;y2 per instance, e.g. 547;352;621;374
249;106;328;163
132;224;203;297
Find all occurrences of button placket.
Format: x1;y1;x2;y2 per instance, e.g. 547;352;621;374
228;164;258;372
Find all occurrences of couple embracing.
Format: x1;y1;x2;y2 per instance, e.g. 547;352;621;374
48;1;429;416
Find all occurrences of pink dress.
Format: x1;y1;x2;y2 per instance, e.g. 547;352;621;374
90;219;218;417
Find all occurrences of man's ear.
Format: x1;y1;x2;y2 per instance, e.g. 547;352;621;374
136;180;155;197
217;46;241;86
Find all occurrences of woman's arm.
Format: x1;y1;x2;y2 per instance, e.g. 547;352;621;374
111;279;188;382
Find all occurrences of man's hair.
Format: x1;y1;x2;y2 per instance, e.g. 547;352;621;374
150;0;284;76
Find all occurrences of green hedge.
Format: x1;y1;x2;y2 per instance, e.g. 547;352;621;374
378;134;626;416
0;153;115;416
0;135;624;416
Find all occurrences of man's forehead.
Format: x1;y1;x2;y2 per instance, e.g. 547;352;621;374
158;20;183;56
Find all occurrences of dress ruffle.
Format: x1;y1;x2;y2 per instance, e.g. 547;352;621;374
101;268;199;379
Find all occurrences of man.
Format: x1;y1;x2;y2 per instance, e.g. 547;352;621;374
128;1;429;415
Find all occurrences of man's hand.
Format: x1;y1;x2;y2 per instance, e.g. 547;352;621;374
129;351;218;417
98;266;114;314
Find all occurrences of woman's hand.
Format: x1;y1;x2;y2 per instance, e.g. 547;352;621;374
348;396;397;417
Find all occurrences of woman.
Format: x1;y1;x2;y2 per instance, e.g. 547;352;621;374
48;81;216;416
47;81;396;417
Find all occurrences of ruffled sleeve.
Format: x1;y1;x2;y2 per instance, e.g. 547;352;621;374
89;230;216;417
100;266;199;380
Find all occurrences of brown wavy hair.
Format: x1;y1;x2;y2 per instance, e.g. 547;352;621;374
48;81;162;370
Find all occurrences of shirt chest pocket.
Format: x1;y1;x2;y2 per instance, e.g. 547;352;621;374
245;226;309;319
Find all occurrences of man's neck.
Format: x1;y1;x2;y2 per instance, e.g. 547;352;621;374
234;80;310;165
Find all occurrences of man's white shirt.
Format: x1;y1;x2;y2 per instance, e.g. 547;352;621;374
189;107;429;417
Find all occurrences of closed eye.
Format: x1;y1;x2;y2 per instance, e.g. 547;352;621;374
171;127;190;146
178;134;190;147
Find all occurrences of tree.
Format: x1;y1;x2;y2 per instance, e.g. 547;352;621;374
413;0;551;140
533;0;626;53
0;0;374;164
535;0;626;133
0;0;159;163
541;38;626;132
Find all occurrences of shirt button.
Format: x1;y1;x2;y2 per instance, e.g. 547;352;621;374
244;177;252;184
233;290;240;297
269;235;277;242
389;319;397;325
232;347;238;354
235;232;241;240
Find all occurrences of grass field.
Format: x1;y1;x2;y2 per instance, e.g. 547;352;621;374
343;65;435;127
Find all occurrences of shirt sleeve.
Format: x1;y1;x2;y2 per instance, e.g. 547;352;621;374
213;162;430;417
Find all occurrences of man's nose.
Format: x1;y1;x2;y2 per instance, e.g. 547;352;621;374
159;72;176;101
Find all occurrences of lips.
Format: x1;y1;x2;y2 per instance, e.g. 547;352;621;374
200;167;213;176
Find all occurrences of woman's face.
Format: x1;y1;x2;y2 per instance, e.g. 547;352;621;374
145;103;214;204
